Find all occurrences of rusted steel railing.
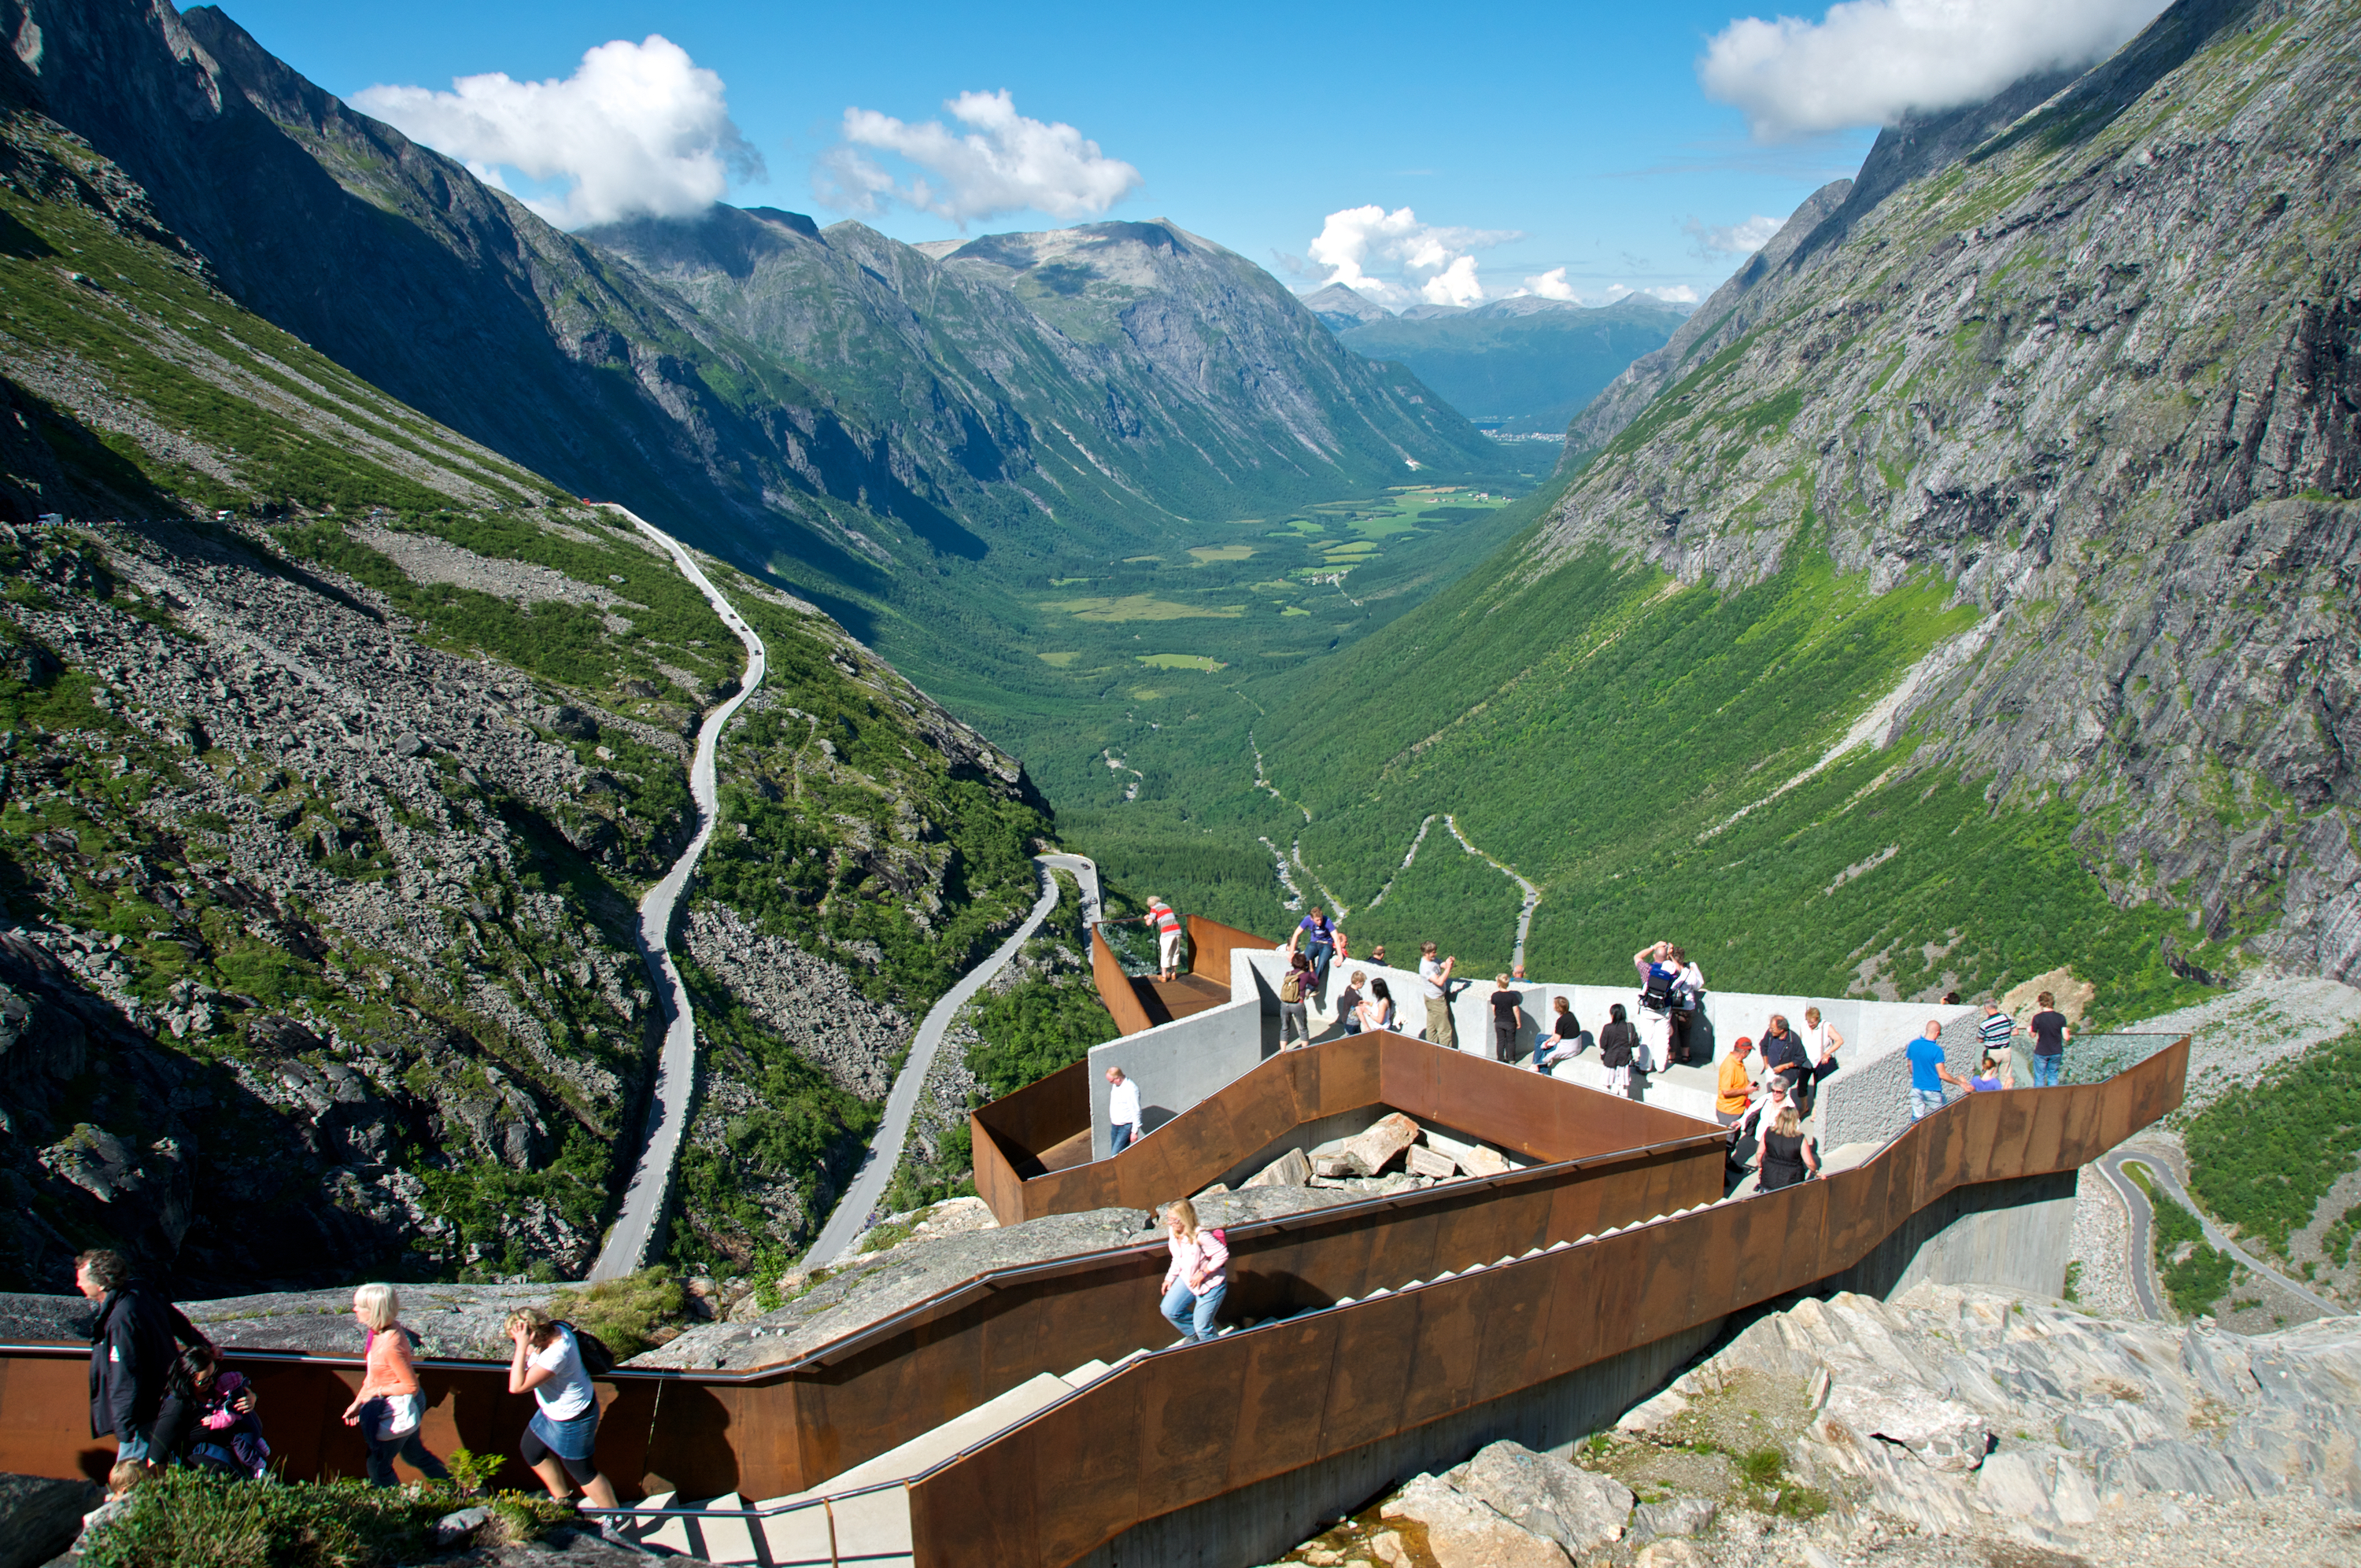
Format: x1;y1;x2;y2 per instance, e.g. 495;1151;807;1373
906;1034;2189;1566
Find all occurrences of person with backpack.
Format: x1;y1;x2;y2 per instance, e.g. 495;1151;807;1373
1289;906;1338;1006
77;1248;209;1465
1158;1198;1229;1345
1631;943;1680;1071
504;1308;619;1512
342;1284;449;1487
1277;950;1314;1046
1598;1003;1639;1098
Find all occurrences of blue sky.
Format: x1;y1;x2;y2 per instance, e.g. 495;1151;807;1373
199;0;2161;308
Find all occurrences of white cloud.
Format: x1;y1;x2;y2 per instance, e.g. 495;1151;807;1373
1305;205;1521;308
1524;267;1580;301
353;36;761;229
1683;212;1785;258
813;90;1140;226
1506;271;1701;307
1699;0;2169;141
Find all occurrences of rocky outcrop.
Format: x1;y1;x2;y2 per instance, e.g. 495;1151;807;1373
1543;0;2361;982
682;906;905;1098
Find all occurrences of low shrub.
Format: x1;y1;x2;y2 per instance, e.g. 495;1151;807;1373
79;1468;567;1568
545;1264;686;1360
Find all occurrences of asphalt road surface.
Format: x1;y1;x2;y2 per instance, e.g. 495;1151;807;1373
804;854;1103;1267
588;508;766;1282
2098;1140;2344;1320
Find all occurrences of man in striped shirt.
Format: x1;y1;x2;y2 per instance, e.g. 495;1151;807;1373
1978;1003;2016;1068
1148;897;1184;982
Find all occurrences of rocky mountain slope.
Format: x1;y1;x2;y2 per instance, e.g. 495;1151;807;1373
1217;0;2358;1012
1330;293;1690;432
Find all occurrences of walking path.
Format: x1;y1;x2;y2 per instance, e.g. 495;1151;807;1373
804;854;1103;1267
1443;813;1542;970
589;508;767;1282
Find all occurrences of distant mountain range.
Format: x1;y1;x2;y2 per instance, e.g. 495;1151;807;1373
0;0;1498;713
1304;287;1693;433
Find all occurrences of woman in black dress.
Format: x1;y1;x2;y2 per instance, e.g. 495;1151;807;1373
1598;1003;1639;1098
1758;1105;1820;1191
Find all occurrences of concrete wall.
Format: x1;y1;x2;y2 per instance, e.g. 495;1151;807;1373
1085;947;1277;1160
1091;945;1974;1149
1817;1168;2081;1301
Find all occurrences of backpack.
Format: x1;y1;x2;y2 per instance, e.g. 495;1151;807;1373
1280;970;1302;1004
558;1321;616;1376
1639;964;1677;1013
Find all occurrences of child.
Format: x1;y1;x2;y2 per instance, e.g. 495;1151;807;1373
80;1457;150;1535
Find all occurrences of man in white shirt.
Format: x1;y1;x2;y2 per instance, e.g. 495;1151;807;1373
1417;941;1458;1050
1107;1066;1143;1154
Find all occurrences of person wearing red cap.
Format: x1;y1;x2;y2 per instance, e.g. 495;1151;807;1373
1716;1037;1757;1128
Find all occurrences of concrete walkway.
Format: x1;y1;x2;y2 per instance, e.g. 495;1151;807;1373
804;854;1101;1267
589;508;766;1282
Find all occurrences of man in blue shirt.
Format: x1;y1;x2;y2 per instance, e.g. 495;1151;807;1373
1906;1020;1967;1121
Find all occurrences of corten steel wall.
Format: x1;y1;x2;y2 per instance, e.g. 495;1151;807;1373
1091;924;1156;1037
973;1059;1092;1222
990;1030;1714;1224
905;1035;2189;1568
1185;915;1273;980
0;1127;1722;1502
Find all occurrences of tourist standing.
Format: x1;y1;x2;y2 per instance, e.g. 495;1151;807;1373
1290;906;1338;1005
505;1309;619;1512
1158;1199;1229;1345
1716;1037;1757;1128
1418;942;1458;1050
1758;1106;1820;1190
1278;950;1314;1046
1489;975;1524;1063
1905;1020;1967;1121
79;1249;208;1465
2025;992;2072;1087
342;1285;447;1487
1670;946;1706;1065
1336;971;1366;1035
1978;1002;2016;1071
1147;898;1185;982
1107;1066;1143;1153
1758;1014;1809;1107
1598;1003;1639;1099
1631;943;1679;1071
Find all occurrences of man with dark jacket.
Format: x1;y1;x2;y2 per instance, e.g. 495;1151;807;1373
79;1249;209;1461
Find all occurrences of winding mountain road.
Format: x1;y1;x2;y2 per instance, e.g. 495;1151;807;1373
804;853;1103;1267
2101;1142;2344;1319
589;508;766;1282
1443;814;1541;969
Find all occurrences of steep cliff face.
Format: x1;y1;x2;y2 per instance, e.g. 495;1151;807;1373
1543;0;2361;981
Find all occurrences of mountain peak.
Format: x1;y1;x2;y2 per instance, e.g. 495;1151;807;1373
1300;282;1392;331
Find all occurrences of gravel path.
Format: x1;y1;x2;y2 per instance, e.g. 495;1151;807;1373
587;507;767;1282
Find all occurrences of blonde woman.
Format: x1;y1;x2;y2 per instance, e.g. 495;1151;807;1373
1757;1105;1820;1191
504;1308;619;1511
1158;1198;1230;1345
341;1283;448;1487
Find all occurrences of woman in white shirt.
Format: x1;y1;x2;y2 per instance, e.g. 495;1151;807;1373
1355;977;1396;1035
504;1308;619;1511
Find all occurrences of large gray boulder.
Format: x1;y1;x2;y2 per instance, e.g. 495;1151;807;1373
1379;1472;1571;1568
1462;1440;1634;1555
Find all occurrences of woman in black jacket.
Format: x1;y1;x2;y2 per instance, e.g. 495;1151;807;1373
1598;1003;1639;1099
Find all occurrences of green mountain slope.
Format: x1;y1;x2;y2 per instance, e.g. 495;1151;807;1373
0;93;1061;1291
1086;0;2361;1020
1331;294;1691;432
